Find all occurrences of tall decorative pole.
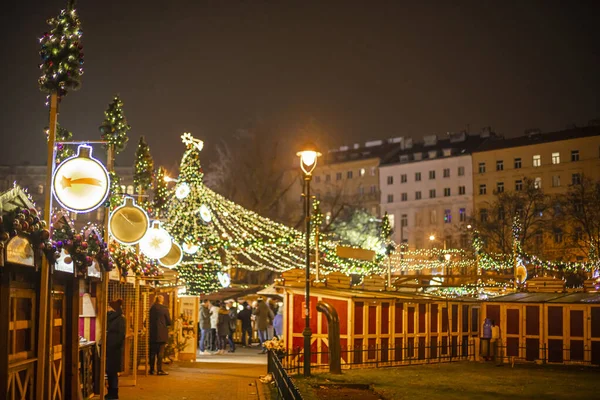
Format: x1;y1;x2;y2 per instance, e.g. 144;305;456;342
297;144;321;377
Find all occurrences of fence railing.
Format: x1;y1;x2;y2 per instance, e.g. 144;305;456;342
490;341;599;366
280;340;476;375
267;350;303;400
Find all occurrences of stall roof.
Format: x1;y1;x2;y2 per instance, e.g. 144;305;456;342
488;292;600;304
279;285;477;302
200;285;265;301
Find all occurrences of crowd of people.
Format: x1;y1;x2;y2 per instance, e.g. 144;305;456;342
104;294;282;399
198;296;282;355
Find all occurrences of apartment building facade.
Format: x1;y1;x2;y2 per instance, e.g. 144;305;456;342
379;131;488;250
472;126;600;259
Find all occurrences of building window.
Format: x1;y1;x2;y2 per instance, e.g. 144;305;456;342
444;209;452;223
478;163;486;173
37;184;44;194
358;187;365;195
401;174;407;183
429;189;436;198
430;210;437;224
415;191;422;200
552;152;560;164
336;172;343;181
458;186;466;195
347;171;353;179
387;194;394;203
387;176;393;185
572;173;581;185
401;193;408;202
498;207;505;221
496;160;504;171
415;172;421;181
554;229;563;244
401;214;408;228
429;170;436;180
479;184;487;195
458;166;465;176
514;158;522;169
126;185;134;195
571;150;579;162
370;185;376;193
575;227;583;241
359;168;366;177
443;168;450;178
480;209;488;222
552;175;561;187
515;180;523;191
459;208;466;222
460;234;469;248
325;174;331;182
534;177;542;189
496;182;504;193
533;155;541;167
444;188;451;197
315;176;321;183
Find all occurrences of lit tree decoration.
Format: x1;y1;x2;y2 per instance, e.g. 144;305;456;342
380;212;394;256
153;166;170;218
46;123;75;164
311;199;324;231
108;171;122;209
133;136;154;194
99;95;130;154
38;0;84;100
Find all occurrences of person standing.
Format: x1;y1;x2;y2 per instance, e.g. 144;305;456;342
491;320;502;366
238;301;253;347
481;318;492;361
209;300;220;351
226;300;238;353
216;303;231;355
253;297;274;354
106;299;125;400
266;298;277;339
273;307;283;340
149;294;172;375
198;299;212;355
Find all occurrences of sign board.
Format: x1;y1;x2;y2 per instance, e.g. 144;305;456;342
336;246;376;262
52;145;110;213
177;296;199;361
6;236;34;266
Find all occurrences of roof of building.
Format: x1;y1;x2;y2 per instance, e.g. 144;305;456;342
473;125;600;153
487;291;600;304
379;131;491;167
325;140;399;165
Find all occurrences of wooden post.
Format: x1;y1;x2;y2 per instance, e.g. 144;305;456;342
98;145;114;398
66;279;80;399
0;269;10;397
36;92;58;400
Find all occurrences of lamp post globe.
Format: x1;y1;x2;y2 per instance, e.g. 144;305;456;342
297;143;321;377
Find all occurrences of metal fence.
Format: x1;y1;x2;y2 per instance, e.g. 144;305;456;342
490;341;599;366
280;340;476;375
267;350;303;400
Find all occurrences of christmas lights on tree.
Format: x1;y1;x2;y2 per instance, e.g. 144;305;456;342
153;166;170;218
99;95;130;154
45;123;75;164
38;1;84;99
133;136;154;194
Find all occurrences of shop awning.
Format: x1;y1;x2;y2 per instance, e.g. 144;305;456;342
200;285;265;301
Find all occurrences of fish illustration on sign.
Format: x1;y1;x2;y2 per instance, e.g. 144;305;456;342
60;176;104;190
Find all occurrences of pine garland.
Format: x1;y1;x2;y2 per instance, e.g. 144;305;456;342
38;4;84;98
99;95;130;154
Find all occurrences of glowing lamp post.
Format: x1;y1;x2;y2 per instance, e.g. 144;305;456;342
296;143;321;377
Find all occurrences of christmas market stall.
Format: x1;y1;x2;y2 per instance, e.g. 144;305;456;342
278;270;481;372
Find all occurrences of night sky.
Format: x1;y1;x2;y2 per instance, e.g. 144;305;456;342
1;0;598;170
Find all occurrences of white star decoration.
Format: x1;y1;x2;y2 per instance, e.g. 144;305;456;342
181;132;204;151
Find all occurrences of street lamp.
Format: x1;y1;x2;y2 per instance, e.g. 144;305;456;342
296;143;321;377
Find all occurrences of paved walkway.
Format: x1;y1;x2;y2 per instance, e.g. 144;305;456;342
119;346;271;399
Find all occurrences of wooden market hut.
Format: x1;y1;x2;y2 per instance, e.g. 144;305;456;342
482;291;600;365
278;271;481;369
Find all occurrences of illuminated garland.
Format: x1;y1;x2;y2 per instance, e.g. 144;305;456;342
99;95;130;154
38;4;84;99
153;166;170;218
134;136;154;193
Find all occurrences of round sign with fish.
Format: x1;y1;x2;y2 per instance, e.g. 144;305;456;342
52;145;110;213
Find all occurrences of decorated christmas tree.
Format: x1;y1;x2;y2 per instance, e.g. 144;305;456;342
38;0;84;99
99;95;130;154
45;123;75;164
153;166;170;218
133;136;154;194
380;212;394;256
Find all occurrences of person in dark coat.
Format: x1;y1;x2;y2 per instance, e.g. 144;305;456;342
226;300;238;353
149;294;172;375
198;299;212;354
216;304;231;355
106;299;125;399
237;301;253;347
